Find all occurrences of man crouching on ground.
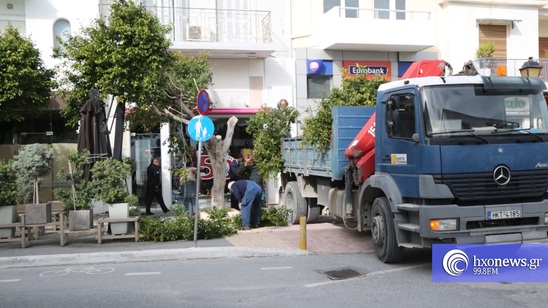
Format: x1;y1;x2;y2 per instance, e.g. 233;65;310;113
228;180;262;230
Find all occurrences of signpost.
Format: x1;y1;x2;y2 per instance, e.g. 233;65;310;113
187;114;214;245
197;89;211;115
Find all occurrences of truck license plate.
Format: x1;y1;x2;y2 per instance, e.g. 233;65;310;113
487;210;521;220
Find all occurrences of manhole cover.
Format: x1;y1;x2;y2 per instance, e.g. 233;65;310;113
319;267;366;280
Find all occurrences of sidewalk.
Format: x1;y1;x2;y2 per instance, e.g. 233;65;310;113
0;208;375;269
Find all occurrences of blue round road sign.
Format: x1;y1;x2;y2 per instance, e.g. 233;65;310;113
197;89;210;115
187;115;214;142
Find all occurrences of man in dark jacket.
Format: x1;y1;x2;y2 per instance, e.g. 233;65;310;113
145;157;170;215
228;180;262;230
228;153;243;210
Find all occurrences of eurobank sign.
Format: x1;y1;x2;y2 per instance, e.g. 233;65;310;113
343;60;391;80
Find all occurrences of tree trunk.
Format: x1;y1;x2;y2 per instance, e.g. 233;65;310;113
204;116;238;208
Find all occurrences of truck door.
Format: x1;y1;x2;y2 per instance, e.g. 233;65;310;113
378;92;421;197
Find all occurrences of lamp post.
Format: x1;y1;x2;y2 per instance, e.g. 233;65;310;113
519;57;543;78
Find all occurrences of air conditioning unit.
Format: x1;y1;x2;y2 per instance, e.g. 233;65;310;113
187;25;203;41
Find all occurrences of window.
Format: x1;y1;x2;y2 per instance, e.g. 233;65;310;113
307;76;331;99
53;19;71;49
324;0;358;18
386;93;415;139
324;0;340;13
374;0;406;20
374;0;389;19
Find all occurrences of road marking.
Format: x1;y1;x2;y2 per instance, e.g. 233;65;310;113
0;279;21;283
261;266;292;271
305;264;429;288
125;272;161;276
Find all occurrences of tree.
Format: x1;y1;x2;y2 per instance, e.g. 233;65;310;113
55;0;174;158
11;144;54;204
56;1;237;208
155;54;237;208
246;103;298;180
0;25;56;122
302;67;388;151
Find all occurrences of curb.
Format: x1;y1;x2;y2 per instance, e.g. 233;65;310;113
0;247;309;269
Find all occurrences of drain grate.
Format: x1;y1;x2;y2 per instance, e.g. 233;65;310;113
319;267;366;280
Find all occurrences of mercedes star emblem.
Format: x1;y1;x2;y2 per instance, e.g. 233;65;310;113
493;165;511;186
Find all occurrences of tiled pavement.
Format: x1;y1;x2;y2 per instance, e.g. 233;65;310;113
227;216;376;254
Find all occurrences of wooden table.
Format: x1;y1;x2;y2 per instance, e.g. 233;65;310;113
96;217;142;244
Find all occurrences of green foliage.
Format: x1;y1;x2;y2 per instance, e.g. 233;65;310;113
0;25;56;122
125;194;139;207
301;68;388;150
139;205;292;242
11;144;54;203
139;206;238;241
55;151;95;210
476;41;495;58
246;105;299;179
0;160;18;206
90;157;132;204
260;206;290;227
55;0;174;128
128;206;142;217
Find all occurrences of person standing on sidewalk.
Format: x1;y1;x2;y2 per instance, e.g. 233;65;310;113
228;152;243;210
145;157;170;215
228;180;262;230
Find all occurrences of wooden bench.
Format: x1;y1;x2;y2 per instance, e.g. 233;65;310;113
25;211;68;246
0;215;30;248
96;217;142;244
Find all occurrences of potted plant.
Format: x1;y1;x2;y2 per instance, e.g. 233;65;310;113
0;159;19;238
476;41;495;73
11;144;54;224
54;151;95;230
91;157;132;234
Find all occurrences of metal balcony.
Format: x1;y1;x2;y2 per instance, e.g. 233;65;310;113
473;58;548;82
99;4;276;59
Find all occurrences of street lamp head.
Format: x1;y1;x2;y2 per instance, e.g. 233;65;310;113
519;57;543;78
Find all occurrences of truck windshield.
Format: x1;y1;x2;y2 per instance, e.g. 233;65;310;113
421;85;548;139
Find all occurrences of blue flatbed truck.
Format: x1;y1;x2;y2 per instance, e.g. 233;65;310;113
281;75;548;263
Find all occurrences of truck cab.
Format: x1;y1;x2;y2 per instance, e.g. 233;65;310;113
362;75;548;262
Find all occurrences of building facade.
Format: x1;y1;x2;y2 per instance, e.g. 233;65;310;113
2;0;548;204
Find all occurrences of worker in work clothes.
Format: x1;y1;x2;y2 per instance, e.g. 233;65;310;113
227;180;262;230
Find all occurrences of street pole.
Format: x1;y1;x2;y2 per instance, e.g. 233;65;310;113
193;141;202;246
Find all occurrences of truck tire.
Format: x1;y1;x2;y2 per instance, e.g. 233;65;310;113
307;199;321;223
371;197;404;263
284;181;307;224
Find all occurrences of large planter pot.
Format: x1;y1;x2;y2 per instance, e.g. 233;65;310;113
108;203;129;235
69;209;94;231
0;205;18;238
25;202;52;224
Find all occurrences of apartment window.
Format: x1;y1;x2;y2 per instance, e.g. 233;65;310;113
324;0;359;18
307;76;331;99
53;19;71;49
374;0;406;20
396;0;406;20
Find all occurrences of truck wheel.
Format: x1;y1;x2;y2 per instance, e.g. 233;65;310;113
307;205;321;223
371;197;404;263
307;199;321;223
284;181;307;224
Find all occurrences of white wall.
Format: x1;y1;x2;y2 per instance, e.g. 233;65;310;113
24;0;99;69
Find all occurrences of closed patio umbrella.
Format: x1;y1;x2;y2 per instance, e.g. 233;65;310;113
77;89;112;180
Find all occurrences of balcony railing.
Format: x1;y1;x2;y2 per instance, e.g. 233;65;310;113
99;4;272;44
473;58;548;81
325;6;431;21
